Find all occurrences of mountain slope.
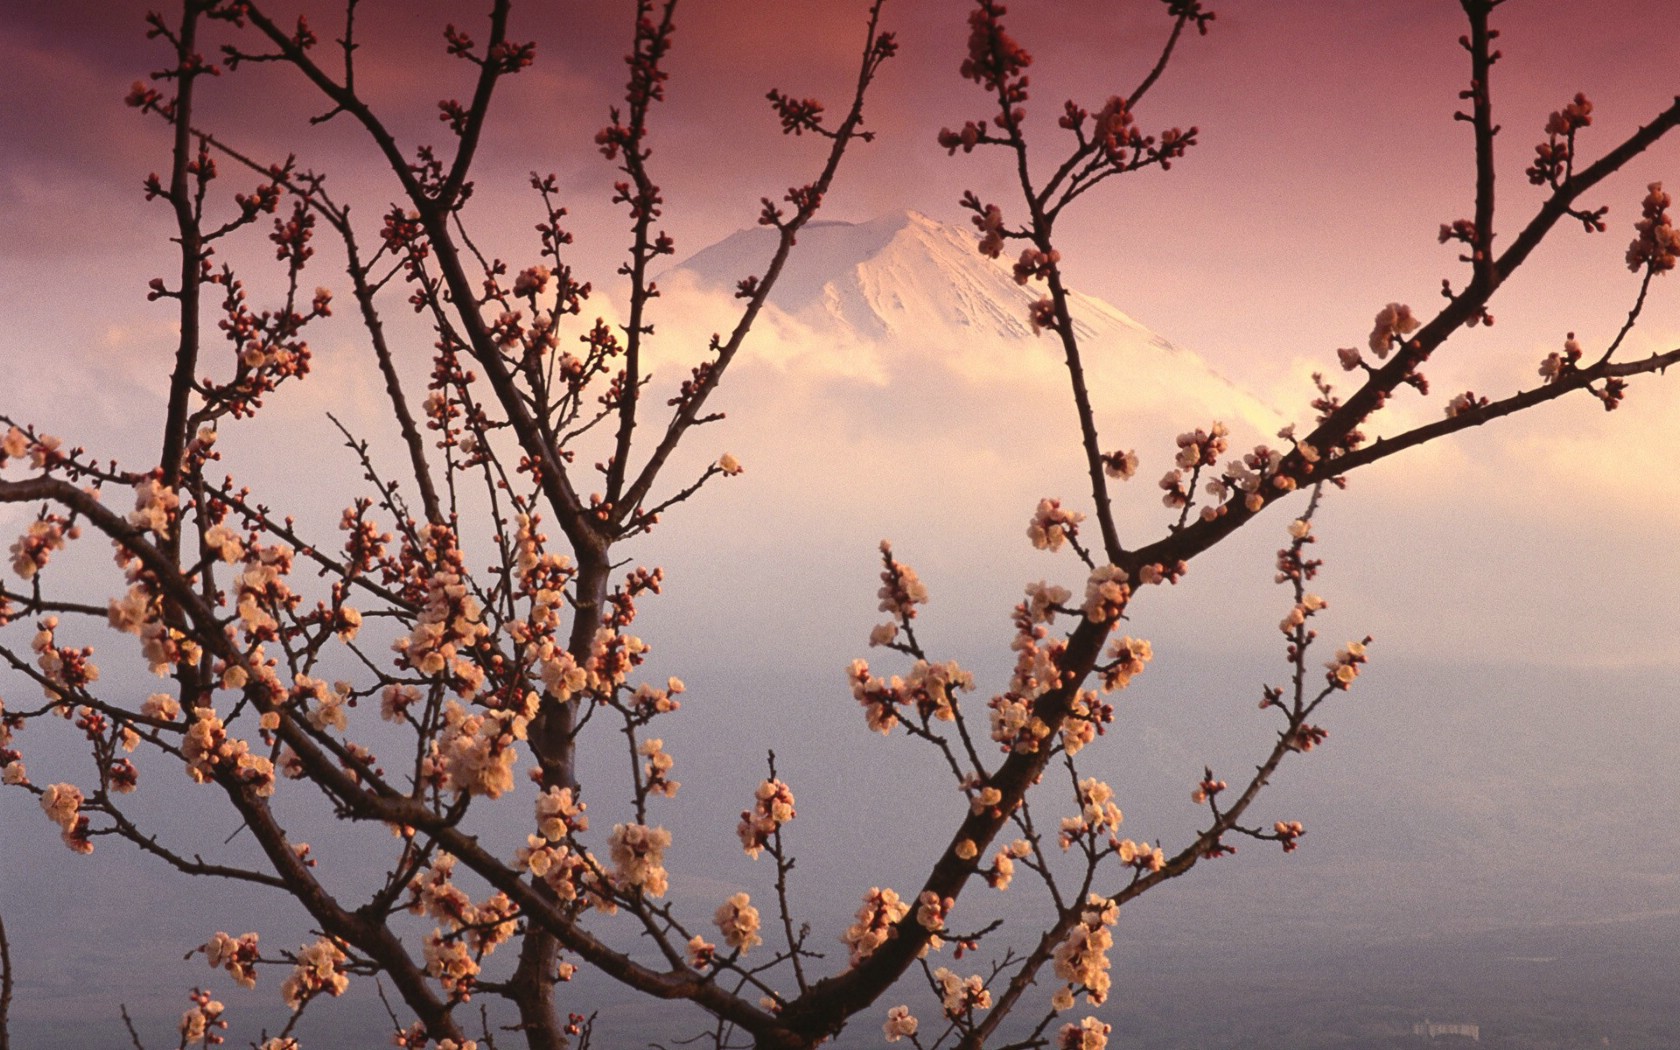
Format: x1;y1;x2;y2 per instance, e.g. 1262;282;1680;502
661;210;1282;436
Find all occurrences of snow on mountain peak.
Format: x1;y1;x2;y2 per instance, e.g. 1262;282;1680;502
666;210;1175;350
658;210;1279;439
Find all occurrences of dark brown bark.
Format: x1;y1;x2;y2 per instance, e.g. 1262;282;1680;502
0;910;13;1050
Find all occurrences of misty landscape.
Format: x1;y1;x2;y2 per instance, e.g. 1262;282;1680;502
9;653;1680;1048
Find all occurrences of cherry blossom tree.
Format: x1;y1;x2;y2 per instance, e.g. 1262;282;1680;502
3;1;1680;1049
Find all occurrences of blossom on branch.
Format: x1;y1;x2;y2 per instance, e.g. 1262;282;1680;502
842;886;909;965
1028;497;1084;553
280;937;350;1010
1628;182;1680;273
40;781;92;853
883;1004;919;1042
714;892;763;953
1367;301;1420;358
199;931;260;989
1059;1015;1113;1050
608;821;672;897
738;777;795;858
933;966;991;1018
1052;894;1119;1006
1081;565;1131;623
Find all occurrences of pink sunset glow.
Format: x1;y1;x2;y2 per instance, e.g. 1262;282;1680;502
3;3;1680;1048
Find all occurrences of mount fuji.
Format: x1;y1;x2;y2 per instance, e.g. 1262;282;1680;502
656;209;1282;440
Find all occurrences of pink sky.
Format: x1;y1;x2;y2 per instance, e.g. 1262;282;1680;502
6;2;1677;338
3;0;1679;667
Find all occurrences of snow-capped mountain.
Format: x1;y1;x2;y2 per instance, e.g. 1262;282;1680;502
659;210;1281;437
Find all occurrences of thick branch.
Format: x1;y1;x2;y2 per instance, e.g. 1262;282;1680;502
1332;346;1680;475
0;911;11;1050
159;6;205;489
1122;93;1680;576
1462;0;1500;293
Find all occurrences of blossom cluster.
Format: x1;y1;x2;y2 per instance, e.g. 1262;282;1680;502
232;541;297;642
1206;441;1296;515
1274;819;1307;853
1100;635;1152;693
687;935;716;970
423;932;480;1003
407;855;519;1000
915;890;954;955
1159;423;1232;509
425;700;526;799
1013;246;1059;285
972;200;1006;258
933;966;992;1019
0;425;42;468
179;989;226;1047
1326;638;1371;689
1368;302;1420;358
393;527;491;696
608;821;672;898
515;785;612;911
842;886;909;965
988;689;1050;754
1274;517;1320;585
1028;497;1084;553
516;833;603;911
1060;688;1112;755
199;931;261;989
1059;1016;1113;1050
1174;422;1230;471
1527;92;1593;186
1081;565;1130;623
1117;839;1165;873
536;785;589;838
9;517;69;581
108;580;182;677
1628;181;1679;274
0;699;21;786
40;781;92;853
983;837;1033;891
1279;593;1326;636
1102;448;1140;480
1025;580;1071;625
1059;777;1123;849
882;1004;920;1043
127;476;179;538
1444;390;1490;419
986;583;1074;754
31;617;100;704
958;1;1031;100
183;706;277;797
629;674;681;718
737;777;796;858
871;541;928;647
639;737;678;798
1052;895;1119;1006
407;856;518;953
848;657;975;734
292;674;350;733
279;937;350;1010
589;628;651;696
1538;332;1584;384
713;892;762;953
